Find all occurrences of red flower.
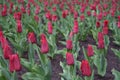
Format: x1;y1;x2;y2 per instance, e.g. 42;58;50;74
97;13;103;20
87;44;94;57
40;34;49;54
1;4;7;16
47;21;53;34
80;7;85;13
96;21;100;28
103;26;108;35
80;60;91;76
87;11;91;16
73;20;79;34
16;20;22;33
34;15;39;22
80;14;85;21
118;16;120;21
62;10;69;18
9;54;21;72
103;20;109;27
52;14;57;21
14;12;22;20
3;44;12;59
98;32;104;49
35;5;40;15
117;22;120;28
27;32;36;43
66;39;73;50
90;4;96;11
20;5;26;13
66;52;74;65
73;11;78;19
45;11;52;20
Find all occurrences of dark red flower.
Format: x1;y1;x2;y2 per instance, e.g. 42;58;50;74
87;44;94;57
118;16;120;21
117;22;120;28
34;15;39;23
14;12;22;20
80;60;91;76
80;14;85;21
97;13;103;20
16;20;22;33
27;32;36;43
20;5;26;13
73;11;78;19
96;21;101;28
98;32;104;49
45;11;52;20
3;44;12;59
87;11;91;16
52;14;57;21
40;34;49;54
35;5;40;15
9;54;21;72
66;39;73;50
103;20;109;27
1;10;7;16
73;20;79;34
90;4;96;11
47;21;53;34
66;52;74;65
62;10;69;18
103;26;108;35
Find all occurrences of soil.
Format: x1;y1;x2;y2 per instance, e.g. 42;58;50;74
17;32;120;80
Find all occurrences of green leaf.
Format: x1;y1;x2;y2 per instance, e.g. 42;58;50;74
93;54;107;76
111;48;120;59
22;72;44;80
112;69;120;80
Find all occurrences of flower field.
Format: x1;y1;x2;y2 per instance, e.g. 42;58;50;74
0;0;120;80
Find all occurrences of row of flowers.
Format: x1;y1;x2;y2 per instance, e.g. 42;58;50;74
0;0;120;80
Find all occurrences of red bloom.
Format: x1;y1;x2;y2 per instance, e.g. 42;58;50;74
117;22;120;28
9;54;21;72
1;4;7;16
20;5;26;13
62;10;69;18
45;11;52;20
16;20;22;33
87;44;94;57
52;14;57;21
80;60;91;76
90;4;96;11
103;26;108;35
80;7;85;13
103;20;109;27
96;21;100;28
40;34;49;54
27;32;36;43
87;11;91;16
34;15;39;23
3;44;12;59
35;5;40;15
66;52;74;65
118;16;120;21
97;13;103;20
98;32;104;49
73;11;78;19
47;21;53;34
73;20;79;34
14;12;22;20
80;14;85;21
66;39;73;50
